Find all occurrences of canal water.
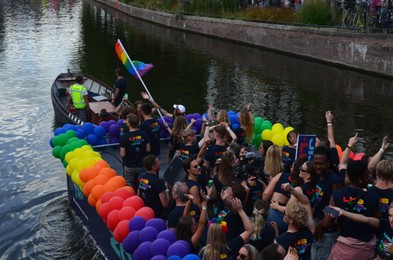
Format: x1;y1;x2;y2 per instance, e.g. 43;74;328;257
0;0;392;258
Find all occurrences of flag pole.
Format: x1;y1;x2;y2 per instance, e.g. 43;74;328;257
117;39;165;121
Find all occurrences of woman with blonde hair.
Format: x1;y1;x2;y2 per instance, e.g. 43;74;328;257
249;200;275;252
237;244;260;260
199;197;254;260
164;115;189;162
263;145;283;179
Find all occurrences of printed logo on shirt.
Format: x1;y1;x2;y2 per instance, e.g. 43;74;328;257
342;196;367;212
178;148;190;160
307;184;323;203
214;151;226;158
128;135;145;146
377;232;393;257
293;238;311;254
380;197;390;213
138;178;150;190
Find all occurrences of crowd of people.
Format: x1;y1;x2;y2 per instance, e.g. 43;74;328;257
116;88;393;260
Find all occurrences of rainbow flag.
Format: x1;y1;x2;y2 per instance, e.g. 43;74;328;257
115;39;153;79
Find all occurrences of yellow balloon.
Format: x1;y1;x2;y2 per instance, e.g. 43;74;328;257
66;164;73;176
64;151;75;164
272;134;286;147
283;126;295;138
272;123;284;133
71;170;84;187
83;150;97;159
261;129;273;141
68;158;80;172
81;145;93;152
72;148;84;159
75;159;85;172
83;157;97;168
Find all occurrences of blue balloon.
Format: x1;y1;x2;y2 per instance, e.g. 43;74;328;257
232;123;240;130
98;138;107;145
182;254;201;260
54;127;66;136
109;124;120;137
83;122;95;135
87;134;99;146
75;129;86;139
167;255;182;260
93;125;106;138
152;256;167;260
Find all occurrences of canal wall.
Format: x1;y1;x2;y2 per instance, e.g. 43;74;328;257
97;0;393;77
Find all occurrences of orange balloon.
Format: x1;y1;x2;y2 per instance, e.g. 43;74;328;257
109;176;126;187
88;194;97;207
336;144;343;160
95;160;110;171
99;168;117;179
94;174;109;186
83;180;96;197
91;184;105;201
104;181;122;193
80;167;99;183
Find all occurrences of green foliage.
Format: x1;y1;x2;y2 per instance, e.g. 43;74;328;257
297;0;333;25
240;6;297;22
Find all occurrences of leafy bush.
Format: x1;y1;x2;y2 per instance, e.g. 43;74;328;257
297;0;333;25
240;6;297;22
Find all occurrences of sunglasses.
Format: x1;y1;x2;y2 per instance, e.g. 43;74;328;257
192;164;200;169
238;253;247;259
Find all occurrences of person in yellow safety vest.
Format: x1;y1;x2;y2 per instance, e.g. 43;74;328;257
67;75;89;122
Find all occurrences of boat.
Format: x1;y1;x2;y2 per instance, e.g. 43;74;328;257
51;71;126;126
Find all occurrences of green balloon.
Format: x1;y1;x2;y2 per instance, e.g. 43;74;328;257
66;137;79;145
252;133;262;147
63;159;68;168
65;130;76;139
60;144;72;161
52;146;63;159
78;139;88;147
261;120;273;131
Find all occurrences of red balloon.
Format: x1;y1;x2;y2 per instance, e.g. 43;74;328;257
113;220;130;242
349;151;355;160
109;196;125;211
123;196;144;211
114;187;134;200
101;191;114;203
119;206;136;221
107;209;120;231
99;202;112;220
354;153;365;161
134;207;155;221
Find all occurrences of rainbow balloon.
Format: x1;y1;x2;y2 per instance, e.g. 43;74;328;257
115;39;153;79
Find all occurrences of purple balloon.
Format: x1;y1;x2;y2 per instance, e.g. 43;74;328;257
185;114;193;123
117;119;124;126
109;124;120;137
151;256;167;260
109;136;119;144
167;241;190;258
134;242;152;260
99;121;110;133
139;226;158;242
87;134;99;146
129;216;146;231
157;229;176;244
145;218;167;233
168;256;182;260
192;113;201;119
108;120;116;125
151;238;171;257
122;230;140;254
176;240;191;252
151;255;167;260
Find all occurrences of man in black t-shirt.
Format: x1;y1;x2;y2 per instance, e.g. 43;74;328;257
112;68;127;107
138;154;170;219
120;113;150;188
140;103;161;157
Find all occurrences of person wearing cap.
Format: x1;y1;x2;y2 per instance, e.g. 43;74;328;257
67;75;89;122
141;91;186;118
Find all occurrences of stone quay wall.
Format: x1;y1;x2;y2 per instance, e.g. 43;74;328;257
97;0;393;77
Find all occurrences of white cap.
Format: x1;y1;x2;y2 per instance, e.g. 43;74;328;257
173;104;186;113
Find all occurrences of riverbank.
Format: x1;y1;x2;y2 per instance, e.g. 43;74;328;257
96;0;393;78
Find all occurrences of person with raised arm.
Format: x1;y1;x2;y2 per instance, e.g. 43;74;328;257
368;136;390;174
141;91;186;119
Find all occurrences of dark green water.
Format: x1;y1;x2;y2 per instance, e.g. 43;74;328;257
0;0;393;258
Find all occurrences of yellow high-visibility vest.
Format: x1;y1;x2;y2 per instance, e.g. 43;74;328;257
70;84;87;109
